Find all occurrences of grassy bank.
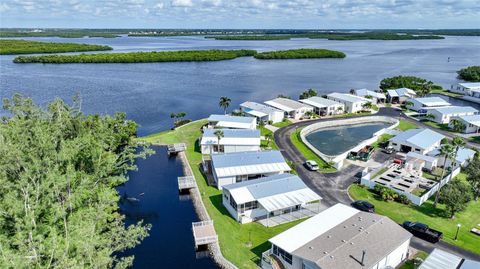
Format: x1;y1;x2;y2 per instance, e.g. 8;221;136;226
396;120;418;131
430;88;464;97
349;184;480;254
290;128;336;172
254;48;345;59
0;39;112;55
141;120;302;269
13;49;257;63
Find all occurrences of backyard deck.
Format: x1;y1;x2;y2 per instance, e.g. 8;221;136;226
167;143;186;155
178;176;197;190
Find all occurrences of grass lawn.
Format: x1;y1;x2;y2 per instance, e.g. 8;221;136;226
141;120;304;269
259;125;272;136
333;111;372;118
421;120;453;132
349;183;480;254
272;119;292;128
290;128;336;172
430;89;463;98
398;251;428;269
371;134;394;148
469;136;480;144
396;120;418;131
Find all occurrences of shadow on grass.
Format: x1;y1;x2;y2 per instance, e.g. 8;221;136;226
209;193;234;218
250;240;271;266
194;138;201;153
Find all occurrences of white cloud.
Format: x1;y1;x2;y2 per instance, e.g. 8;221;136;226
171;0;193;7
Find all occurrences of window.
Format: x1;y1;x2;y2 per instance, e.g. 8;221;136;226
272;245;292;265
239;201;258;213
229;196;237;211
392;143;397;146
415;148;421;152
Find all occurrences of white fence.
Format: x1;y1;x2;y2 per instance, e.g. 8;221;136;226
300;116;399;169
361;166;461;206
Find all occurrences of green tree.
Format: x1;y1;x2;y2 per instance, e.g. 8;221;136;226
439;180;472;218
452;137;466;167
379;75;436;96
405;101;414;107
265;132;274;148
299;88;317;100
219;96;231;114
434;143;456;208
457;66;480;82
0;94;152;268
213;130;224;153
424;113;436;121
450;118;466;133
362;102;373;111
464;156;480;201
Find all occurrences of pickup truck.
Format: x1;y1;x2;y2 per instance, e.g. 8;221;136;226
402;221;443;243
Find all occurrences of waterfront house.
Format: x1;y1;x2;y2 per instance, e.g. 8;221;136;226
207;114;256;130
240;101;285;124
200;128;260;155
353;88;386;103
386;88;417;104
211;150;291;189
326;93;369;113
426;106;478;124
222;174;321;224
406;97;451;111
264;98;313;120
418;248;480;269
389;128;444;154
266;203;412;269
449;114;480;133
299;96;344;116
451;82;480;98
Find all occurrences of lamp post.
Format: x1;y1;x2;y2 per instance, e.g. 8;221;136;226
455;223;461;240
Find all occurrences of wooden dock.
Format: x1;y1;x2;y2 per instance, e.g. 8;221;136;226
192;220;218;249
178;176;197;190
167;143;186;155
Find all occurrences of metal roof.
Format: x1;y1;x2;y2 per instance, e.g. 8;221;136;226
223;174;321;211
355;89;386;99
299;96;343;108
459;82;480;89
201;129;260;146
390;128;445;150
418;248;463;269
431;106;478;115
264;98;312;112
429;147;476;163
240;101;283;116
458;114;480;127
327;93;369;103
270;204;412;269
387;88;416;97
387;89;399;97
413;97;451;107
406;151;437;163
212;150;291;177
207;114;256;129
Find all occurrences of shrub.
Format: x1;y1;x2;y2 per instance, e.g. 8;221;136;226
396;194;410;205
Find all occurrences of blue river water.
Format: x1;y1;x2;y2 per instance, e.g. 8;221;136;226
1;35;479;136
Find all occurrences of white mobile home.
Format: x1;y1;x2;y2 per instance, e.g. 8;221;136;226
264;98;313;120
449;114;480;133
266;203;412;269
222;174;321;224
428;147;476;169
451;82;480;97
419;248;480;269
200;128;260;154
211;150;291;189
406;97;451;111
326;93;369;113
240;101;284;124
207;114;256;130
353;88;386;103
386;88;417;104
427;106;478;124
389;128;444;154
299;96;344;116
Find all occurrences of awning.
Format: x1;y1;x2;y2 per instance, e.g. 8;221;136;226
258;189;321;212
244;109;268;118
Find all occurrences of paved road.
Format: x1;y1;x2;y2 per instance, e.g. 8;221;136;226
274;107;480;260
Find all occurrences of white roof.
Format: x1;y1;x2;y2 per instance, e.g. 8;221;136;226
299;96;343;108
412;97;451;107
223;174;321;211
201;129;260;146
429;147;476;163
390;128;445;150
457;114;480;127
459;82;480;90
212;150;291;177
355;89;386;99
418;248;463;269
241;101;282;117
387;88;416;98
406;151;437;163
430;106;478;115
207;114;255;129
269;203;358;253
327;93;369;103
264;98;312;112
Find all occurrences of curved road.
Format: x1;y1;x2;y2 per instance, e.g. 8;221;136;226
274;107;480;260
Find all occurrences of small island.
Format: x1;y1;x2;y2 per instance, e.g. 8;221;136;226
457;66;480;82
254;48;346;59
0;39;113;55
12;49;257;63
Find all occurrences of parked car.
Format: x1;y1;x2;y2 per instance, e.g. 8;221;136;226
304;160;319;171
351;200;375;213
384;146;395;154
402;221;443;243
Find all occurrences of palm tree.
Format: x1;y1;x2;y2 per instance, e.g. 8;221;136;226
362;102;373;111
349;89;355;95
433;143;456;208
405;101;414;108
265;132;273;148
450;118;466;133
452;137;466;167
219;96;231;114
213;130;224;153
424;113;435;121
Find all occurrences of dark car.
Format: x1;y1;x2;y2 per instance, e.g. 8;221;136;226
403;221;443;243
351;200;375;213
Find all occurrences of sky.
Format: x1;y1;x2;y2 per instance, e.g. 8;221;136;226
1;0;479;29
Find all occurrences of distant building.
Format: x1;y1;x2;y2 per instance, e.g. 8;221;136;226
240;101;285;124
266;203;412;269
264;98;313;120
326;93;369;113
449;114;480;133
407;97;451;111
299;96;344;116
353;88;386;103
211;150;291;189
427;106;478;124
207;114;256;130
389;128;445;154
386;88;417;104
200;128;260;154
222;174;321;224
428;147;476;169
451;82;480;98
419;248;480;269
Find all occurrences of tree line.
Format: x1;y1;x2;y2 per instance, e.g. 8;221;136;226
0;39;112;55
457;66;480;82
254;49;346;59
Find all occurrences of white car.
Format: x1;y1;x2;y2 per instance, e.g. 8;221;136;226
305;160;319;171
